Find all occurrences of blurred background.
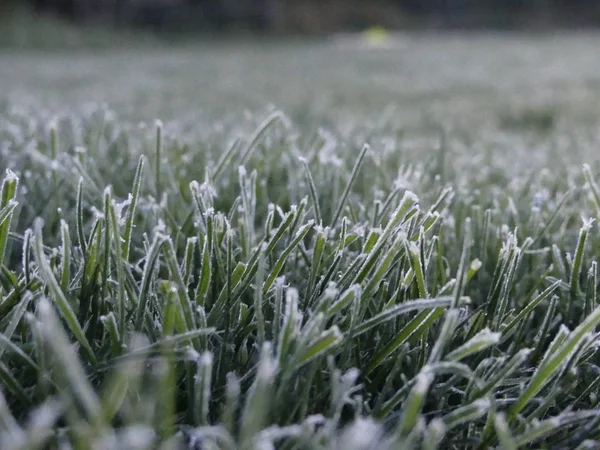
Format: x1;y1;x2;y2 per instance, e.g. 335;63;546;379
2;0;600;35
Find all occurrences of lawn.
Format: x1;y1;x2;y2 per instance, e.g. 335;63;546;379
2;31;600;449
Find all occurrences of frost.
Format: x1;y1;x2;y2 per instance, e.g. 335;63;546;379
118;425;156;449
413;370;434;394
581;217;595;232
334;418;382;450
256;343;278;381
323;283;339;299
199;351;213;367
90;207;105;221
341;367;360;386
189;180;201;194
470;259;482;271
407;241;419;256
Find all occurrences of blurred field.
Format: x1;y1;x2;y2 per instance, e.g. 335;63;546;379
4;32;600;185
3;33;600;125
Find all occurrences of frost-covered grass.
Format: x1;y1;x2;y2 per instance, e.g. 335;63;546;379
2;34;600;449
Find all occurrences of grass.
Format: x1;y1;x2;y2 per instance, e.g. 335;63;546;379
2;30;600;449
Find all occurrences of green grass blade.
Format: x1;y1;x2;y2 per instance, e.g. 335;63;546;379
122;155;145;261
239;110;283;165
36;298;103;427
330;144;369;229
294;326;343;370
33;221;96;365
194;352;213;426
134;233;165;332
509;305;600;419
352;296;469;339
299;157;322;225
264;221;314;293
0;169;19;265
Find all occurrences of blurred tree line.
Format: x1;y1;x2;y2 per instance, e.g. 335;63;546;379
8;0;600;32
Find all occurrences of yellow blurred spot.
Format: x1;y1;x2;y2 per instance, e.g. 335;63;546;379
362;26;390;47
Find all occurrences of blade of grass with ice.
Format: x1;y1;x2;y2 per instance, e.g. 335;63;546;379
0;170;18;266
32;220;96;364
509;305;600;419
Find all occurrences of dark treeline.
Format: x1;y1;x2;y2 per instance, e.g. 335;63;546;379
12;0;600;32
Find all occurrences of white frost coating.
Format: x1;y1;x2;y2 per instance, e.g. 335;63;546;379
581;217;595;232
335;418;382;450
313;224;326;235
297;156;307;164
90;207;105;221
225;228;236;239
414;369;434;394
200;351;213;367
272;276;286;289
429;211;441;220
408;241;420;256
238;166;246;177
184;347;201;362
560;253;572;269
295;220;315;237
318;149;343;168
323;283;339;299
3;168;19;182
471;328;501;343
119;425;156;449
253;437;276;450
154;119;163;129
199;182;217;197
257;343;278;381
153;220;167;235
189;180;201;194
226;372;241;397
285;287;302;337
403;190;419;203
341;367;360;385
47;117;58;131
276;205;286;219
426;417;446;436
37;297;52;317
470;259;483;271
303;414;326;434
284;288;299;314
28;399;61;430
471;397;492;411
